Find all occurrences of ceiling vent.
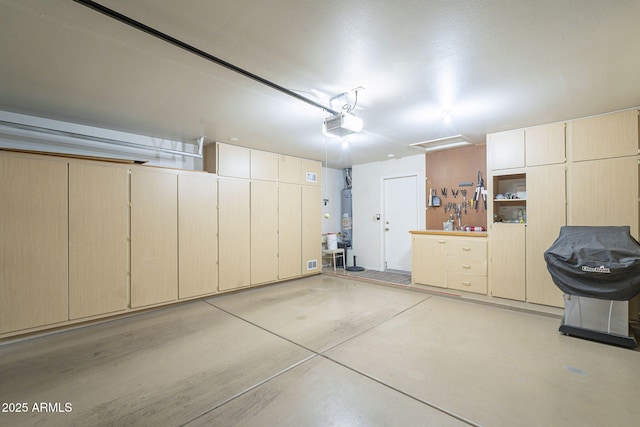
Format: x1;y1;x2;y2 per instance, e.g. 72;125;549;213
410;134;472;152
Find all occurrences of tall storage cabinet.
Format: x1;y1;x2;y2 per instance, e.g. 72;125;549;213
218;177;251;291
0;155;68;333
301;183;322;275
69;162;130;319
251;180;279;285
130;168;178;308
278;182;302;279
178;172;218;298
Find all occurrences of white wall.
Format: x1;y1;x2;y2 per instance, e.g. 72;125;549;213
351;155;425;270
321;166;345;235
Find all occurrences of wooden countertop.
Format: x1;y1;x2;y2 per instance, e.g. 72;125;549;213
410;229;488;238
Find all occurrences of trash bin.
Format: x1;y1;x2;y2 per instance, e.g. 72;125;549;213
544;226;640;348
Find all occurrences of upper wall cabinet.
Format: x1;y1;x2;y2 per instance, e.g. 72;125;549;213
279;155;301;184
250;149;279;181
487;129;525;170
525;122;566;166
216;143;250;178
301;158;322;186
568;109;639;162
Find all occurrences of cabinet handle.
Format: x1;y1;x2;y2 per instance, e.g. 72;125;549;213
462;281;471;286
437;240;446;244
462;264;471;269
462;247;471;251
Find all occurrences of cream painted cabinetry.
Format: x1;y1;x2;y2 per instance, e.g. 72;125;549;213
301;158;322;186
0;154;68;334
251;149;279;181
568;109;638;162
130;168;178;308
525;164;565;307
251;180;279;285
178;172;218;299
525;122;566;166
278;183;302;279
69;162;129;319
279;155;301;184
411;235;447;288
216;143;250;178
411;233;487;294
487;129;525;170
218;177;251;291
301;185;322;275
446;239;487;294
489;223;526;301
569;156;638;238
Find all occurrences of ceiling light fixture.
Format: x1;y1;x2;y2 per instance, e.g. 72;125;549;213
442;109;453;124
410;134;472;152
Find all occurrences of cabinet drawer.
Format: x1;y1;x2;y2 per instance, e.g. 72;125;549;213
446;239;487;257
446;257;487;275
447;273;487;294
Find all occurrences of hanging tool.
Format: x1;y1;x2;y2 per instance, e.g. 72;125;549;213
474;171;486;211
451;189;459;198
461;189;467;214
441;187;447;198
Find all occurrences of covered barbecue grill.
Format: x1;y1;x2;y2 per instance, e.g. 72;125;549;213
544;226;640;348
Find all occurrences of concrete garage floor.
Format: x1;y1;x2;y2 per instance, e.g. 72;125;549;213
1;274;638;426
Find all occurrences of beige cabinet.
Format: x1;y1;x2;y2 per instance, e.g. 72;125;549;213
0;155;68;334
251;149;279;181
278;183;302;279
568;109;638;162
490;223;526;301
569;156;639;238
69;162;129;319
251;180;279;285
279;155;301;184
130;168;178;308
217;143;250;178
301;185;322;274
525;122;566;166
178;172;218;299
411;235;447;288
487;129;525;170
525;164;565;307
218;177;251;290
446;239;487;294
301;158;322;186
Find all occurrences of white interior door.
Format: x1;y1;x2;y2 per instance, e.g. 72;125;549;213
383;175;418;271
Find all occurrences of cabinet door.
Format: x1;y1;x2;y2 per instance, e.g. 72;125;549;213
69;162;129;319
251;180;279;285
217;143;250;178
525;165;565;307
569;156;638;238
250;150;279;181
301;159;322;186
218;177;251;290
525;122;566;166
130;168;178;308
279;155;301;184
411;235;447;288
490;223;526;301
487;129;525;170
0;155;68;334
568;109;638;162
301;185;322;275
279;183;302;279
178;173;218;299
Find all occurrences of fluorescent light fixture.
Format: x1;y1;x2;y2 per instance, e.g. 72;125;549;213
322;112;363;138
410;134;472;152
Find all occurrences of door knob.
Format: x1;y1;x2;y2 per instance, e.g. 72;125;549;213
385;227;390;231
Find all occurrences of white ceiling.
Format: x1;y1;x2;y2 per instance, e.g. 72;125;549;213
1;0;639;169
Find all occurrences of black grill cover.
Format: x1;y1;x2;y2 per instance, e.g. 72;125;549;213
544;226;640;300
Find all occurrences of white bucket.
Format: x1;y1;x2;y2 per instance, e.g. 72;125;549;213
327;233;338;250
